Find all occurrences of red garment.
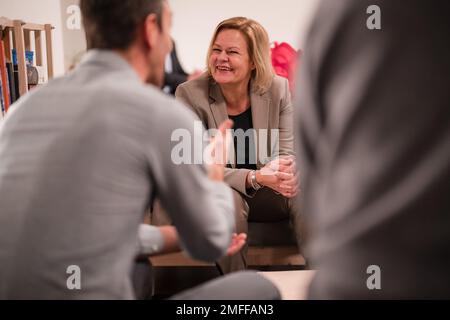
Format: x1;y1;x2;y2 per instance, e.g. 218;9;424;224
271;42;301;93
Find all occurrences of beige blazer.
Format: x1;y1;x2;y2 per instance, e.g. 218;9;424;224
176;73;294;196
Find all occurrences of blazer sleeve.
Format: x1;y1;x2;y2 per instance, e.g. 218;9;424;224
224;167;255;197
175;83;205;122
277;77;295;157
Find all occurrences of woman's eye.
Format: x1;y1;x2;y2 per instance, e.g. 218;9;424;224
229;51;238;55
213;48;221;52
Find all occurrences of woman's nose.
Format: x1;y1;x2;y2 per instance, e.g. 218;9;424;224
218;50;229;61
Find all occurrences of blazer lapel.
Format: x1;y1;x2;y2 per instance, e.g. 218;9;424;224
209;81;236;168
250;89;270;167
250;90;270;133
209;81;228;128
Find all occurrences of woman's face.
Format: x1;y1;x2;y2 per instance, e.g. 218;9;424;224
209;29;254;87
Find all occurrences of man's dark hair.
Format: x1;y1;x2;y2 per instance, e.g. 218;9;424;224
80;0;164;50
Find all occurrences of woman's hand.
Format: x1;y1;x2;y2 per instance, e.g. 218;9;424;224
256;156;299;198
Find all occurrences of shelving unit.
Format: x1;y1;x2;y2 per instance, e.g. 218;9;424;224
0;16;54;97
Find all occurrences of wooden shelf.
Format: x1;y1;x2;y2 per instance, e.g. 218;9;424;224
1;16;54;97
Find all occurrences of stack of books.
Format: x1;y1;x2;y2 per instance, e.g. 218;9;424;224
1;40;41;119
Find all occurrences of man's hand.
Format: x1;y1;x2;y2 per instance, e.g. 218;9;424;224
205;119;233;181
226;233;247;256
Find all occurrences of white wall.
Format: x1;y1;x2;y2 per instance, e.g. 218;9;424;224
0;0;65;76
170;0;321;73
0;0;321;76
60;0;86;72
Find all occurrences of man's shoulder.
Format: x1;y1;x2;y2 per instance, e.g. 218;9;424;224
42;71;190;125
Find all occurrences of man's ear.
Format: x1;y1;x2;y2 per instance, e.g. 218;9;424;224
142;13;159;50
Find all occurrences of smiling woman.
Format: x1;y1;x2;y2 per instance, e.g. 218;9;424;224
172;17;303;275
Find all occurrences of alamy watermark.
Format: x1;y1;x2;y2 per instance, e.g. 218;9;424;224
65;4;382;31
170;120;281;167
366;5;382;30
66;265;81;290
66;4;81;30
366;265;381;290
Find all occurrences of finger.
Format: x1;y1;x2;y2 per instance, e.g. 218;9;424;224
218;119;233;135
278;188;292;196
283;192;297;199
278;185;294;193
212;137;224;165
235;233;247;241
211;120;233;165
279;179;297;188
267;159;291;171
281;190;297;199
226;239;246;256
280;174;299;187
231;234;246;245
286;171;300;182
275;171;294;181
287;162;297;173
269;158;292;168
289;185;299;195
276;164;291;173
277;158;293;165
280;191;291;198
278;186;298;197
272;176;294;189
289;188;299;198
260;167;277;176
278;156;295;164
279;165;298;175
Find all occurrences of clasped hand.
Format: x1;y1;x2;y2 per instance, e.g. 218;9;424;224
258;156;299;198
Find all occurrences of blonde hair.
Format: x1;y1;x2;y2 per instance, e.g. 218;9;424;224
206;17;274;94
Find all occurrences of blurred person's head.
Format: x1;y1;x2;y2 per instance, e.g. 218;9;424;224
206;17;274;94
80;0;173;87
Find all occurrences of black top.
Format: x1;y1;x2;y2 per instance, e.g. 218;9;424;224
163;42;188;95
228;107;257;170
